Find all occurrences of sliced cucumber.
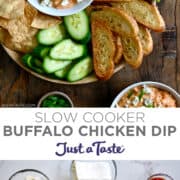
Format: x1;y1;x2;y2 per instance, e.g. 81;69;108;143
22;54;44;74
43;56;72;74
64;11;91;43
32;45;50;59
37;24;66;45
67;56;93;82
81;32;91;44
54;65;72;79
50;39;87;60
33;58;43;68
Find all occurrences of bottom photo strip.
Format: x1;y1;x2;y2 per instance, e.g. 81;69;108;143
0;160;179;180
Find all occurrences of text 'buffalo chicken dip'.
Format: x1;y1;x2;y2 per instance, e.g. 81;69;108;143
40;0;84;9
118;85;176;108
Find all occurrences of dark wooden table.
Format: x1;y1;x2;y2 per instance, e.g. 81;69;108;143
0;0;180;107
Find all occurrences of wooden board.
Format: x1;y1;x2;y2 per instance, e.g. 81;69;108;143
0;0;179;107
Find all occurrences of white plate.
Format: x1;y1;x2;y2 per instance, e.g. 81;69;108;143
28;0;93;16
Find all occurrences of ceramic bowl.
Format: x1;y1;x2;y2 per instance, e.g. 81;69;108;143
28;0;93;16
147;173;174;180
37;91;74;107
9;169;49;180
111;81;180;107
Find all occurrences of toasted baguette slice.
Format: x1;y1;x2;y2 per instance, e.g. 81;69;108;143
121;35;143;68
91;6;139;37
138;24;153;55
113;34;123;64
111;0;165;32
91;19;115;80
86;5;107;16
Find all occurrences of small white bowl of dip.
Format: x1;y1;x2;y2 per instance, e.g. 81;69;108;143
28;0;93;16
111;81;180;108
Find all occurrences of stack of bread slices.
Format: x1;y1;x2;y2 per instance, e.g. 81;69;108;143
87;0;165;80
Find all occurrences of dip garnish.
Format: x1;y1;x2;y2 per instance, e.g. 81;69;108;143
41;95;71;107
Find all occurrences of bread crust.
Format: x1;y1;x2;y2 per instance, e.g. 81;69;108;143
91;19;115;80
138;24;153;55
113;34;123;64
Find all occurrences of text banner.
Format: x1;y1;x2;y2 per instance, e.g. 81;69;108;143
0;108;179;160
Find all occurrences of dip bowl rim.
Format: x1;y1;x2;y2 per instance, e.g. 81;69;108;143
147;173;174;180
8;169;50;180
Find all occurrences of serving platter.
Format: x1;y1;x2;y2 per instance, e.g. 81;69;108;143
4;46;125;85
1;0;166;85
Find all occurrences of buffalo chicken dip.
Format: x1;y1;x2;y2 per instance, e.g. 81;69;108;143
118;85;176;108
40;0;84;9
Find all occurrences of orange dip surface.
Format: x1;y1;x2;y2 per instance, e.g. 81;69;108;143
52;0;76;9
118;85;176;108
40;0;82;9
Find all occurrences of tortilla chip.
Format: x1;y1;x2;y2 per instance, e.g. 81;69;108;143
24;2;38;25
0;27;6;42
1;1;38;53
31;12;62;29
7;16;38;43
0;17;9;29
0;0;25;19
2;30;38;53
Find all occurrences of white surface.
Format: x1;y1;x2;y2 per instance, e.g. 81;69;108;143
28;0;93;16
0;161;179;180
